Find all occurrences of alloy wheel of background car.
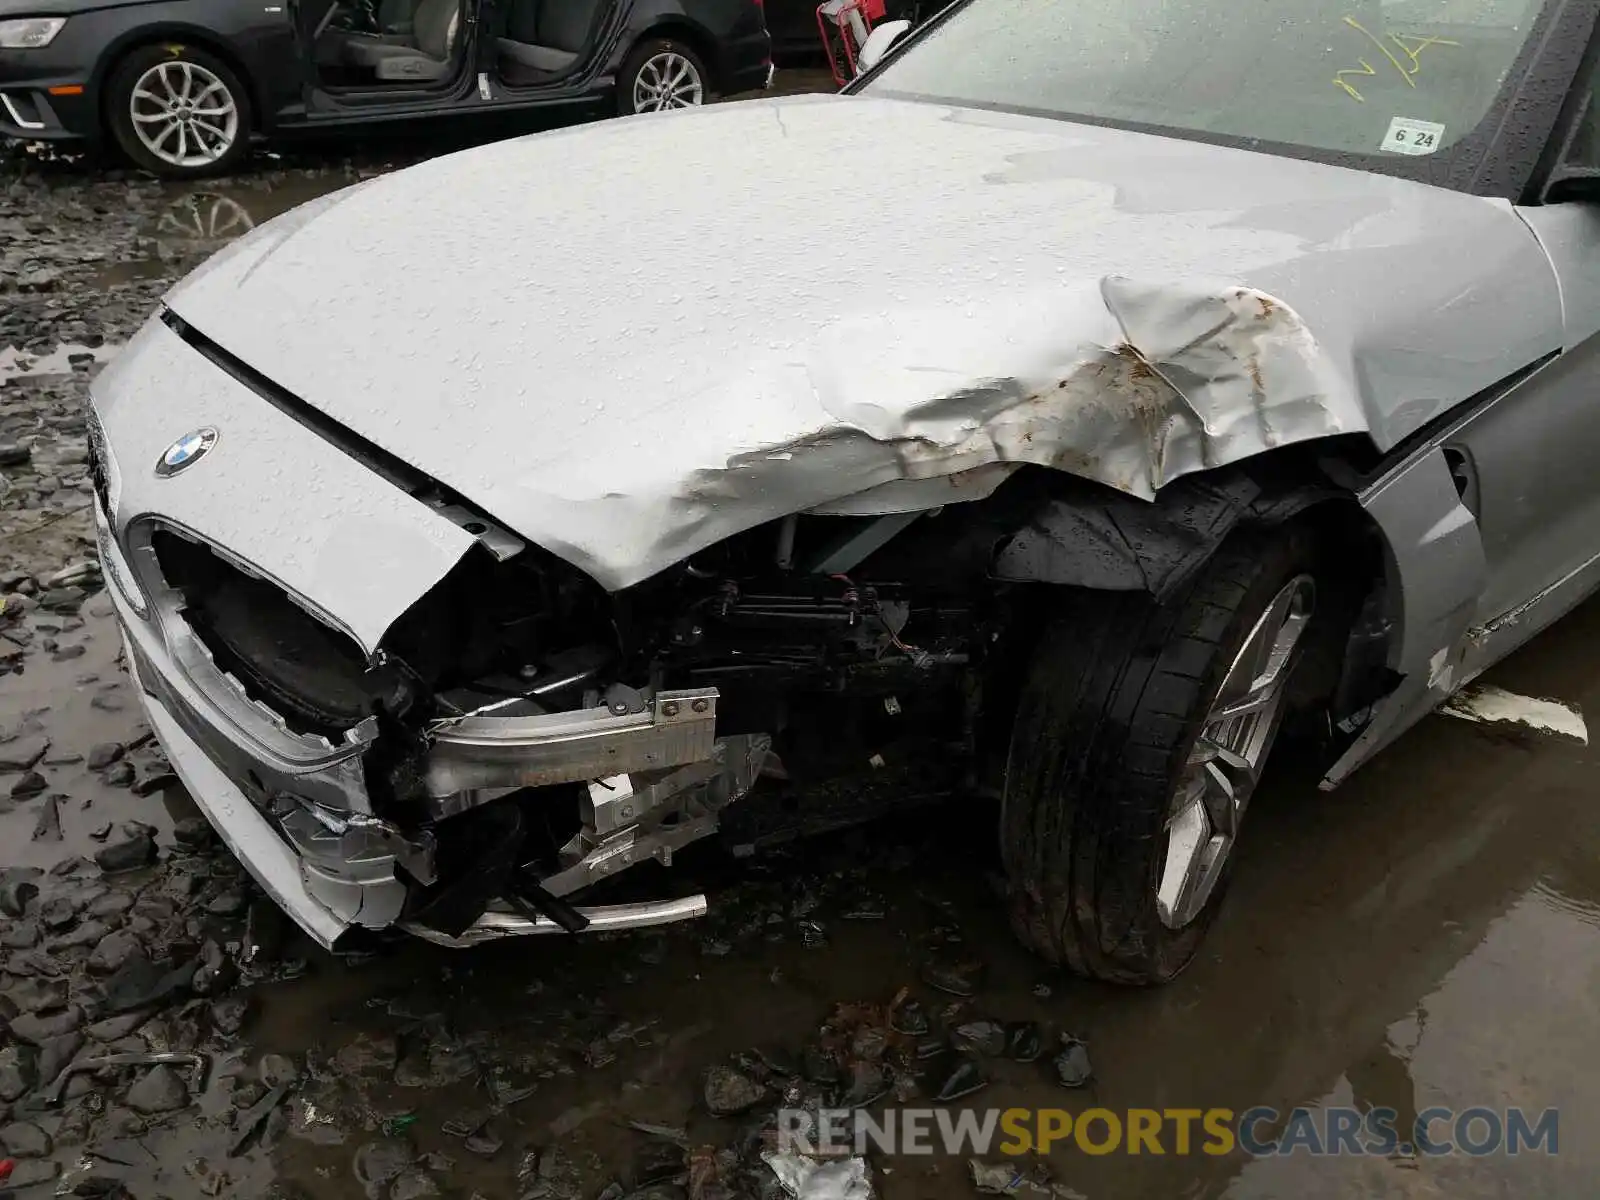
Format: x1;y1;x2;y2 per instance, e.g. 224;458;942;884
106;45;253;179
1000;524;1330;985
618;39;708;116
633;52;704;111
130;61;238;169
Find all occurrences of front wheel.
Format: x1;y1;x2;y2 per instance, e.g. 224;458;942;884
617;38;709;115
105;44;252;178
1000;527;1324;985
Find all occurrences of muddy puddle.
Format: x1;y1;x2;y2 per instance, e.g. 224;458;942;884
83;172;379;293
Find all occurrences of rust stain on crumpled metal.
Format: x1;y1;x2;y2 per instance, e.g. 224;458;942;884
685;275;1365;523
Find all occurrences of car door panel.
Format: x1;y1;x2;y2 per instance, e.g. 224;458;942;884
1389;201;1600;647
1445;328;1600;629
1405;200;1600;675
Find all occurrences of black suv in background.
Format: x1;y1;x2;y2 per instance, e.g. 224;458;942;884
0;0;771;176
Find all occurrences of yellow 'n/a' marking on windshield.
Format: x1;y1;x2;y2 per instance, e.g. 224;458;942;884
1334;59;1377;102
1333;16;1460;102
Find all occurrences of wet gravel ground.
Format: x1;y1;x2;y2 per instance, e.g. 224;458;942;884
6;87;1600;1200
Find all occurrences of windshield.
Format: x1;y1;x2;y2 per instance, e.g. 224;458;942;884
865;0;1545;160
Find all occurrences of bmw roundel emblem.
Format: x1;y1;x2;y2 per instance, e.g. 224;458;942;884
155;427;219;478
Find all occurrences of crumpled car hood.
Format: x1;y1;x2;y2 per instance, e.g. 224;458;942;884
163;94;1560;591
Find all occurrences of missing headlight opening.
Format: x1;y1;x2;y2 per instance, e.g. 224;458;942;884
361;506;993;947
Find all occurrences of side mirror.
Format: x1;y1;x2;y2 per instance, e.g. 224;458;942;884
855;19;911;75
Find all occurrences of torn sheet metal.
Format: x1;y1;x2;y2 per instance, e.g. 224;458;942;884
156;95;1560;591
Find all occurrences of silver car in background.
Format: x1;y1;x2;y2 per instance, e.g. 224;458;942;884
88;0;1600;982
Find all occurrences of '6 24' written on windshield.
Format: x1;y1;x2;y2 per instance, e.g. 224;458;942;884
1333;15;1458;102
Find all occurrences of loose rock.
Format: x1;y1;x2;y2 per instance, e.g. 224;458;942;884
7;976;68;1013
88;929;143;975
86;742;124;770
2;921;40;950
921;955;986;998
101;954;197;1013
952;1019;1007;1057
970;1160;1024;1194
1053;1036;1093;1089
131;771;178;797
0;869;40;917
0;737;48;772
389;1169;441;1200
36;1032;84;1088
702;1064;766;1116
0;1119;53;1158
354;1138;415;1199
0;1045;38;1102
206;889;248;918
172;817;213;848
94;830;156;873
932;1054;988;1102
88;1011;150;1041
7;1006;82;1043
38;895;79;931
210;995;251;1036
1005;1021;1043;1064
126;1064;190;1114
86;890;135;919
10;771;47;799
192;939;234;996
259;1054;300;1088
1;1158;59;1189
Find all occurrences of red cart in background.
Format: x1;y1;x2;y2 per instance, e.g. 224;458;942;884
816;0;888;86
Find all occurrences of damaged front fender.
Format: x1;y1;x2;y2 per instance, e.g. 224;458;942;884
626;276;1371;588
821;276;1363;498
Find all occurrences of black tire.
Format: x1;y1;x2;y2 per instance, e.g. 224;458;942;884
105;43;252;179
1000;525;1324;985
616;37;710;116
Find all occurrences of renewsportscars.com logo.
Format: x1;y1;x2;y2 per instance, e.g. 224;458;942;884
778;1105;1560;1158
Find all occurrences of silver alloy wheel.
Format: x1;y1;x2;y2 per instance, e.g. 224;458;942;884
632;51;704;112
129;60;239;170
1156;574;1316;929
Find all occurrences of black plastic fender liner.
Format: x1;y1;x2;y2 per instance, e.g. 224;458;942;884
989;463;1350;604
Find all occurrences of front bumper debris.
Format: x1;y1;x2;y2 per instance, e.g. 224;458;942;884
424;687;722;799
107;517;765;951
402;895;711;947
91;318;766;951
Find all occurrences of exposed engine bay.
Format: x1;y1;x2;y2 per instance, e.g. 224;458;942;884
149;501;1013;945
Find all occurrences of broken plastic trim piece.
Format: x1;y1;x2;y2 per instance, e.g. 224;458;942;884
423;687;719;798
399;894;709;946
508;870;592;932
